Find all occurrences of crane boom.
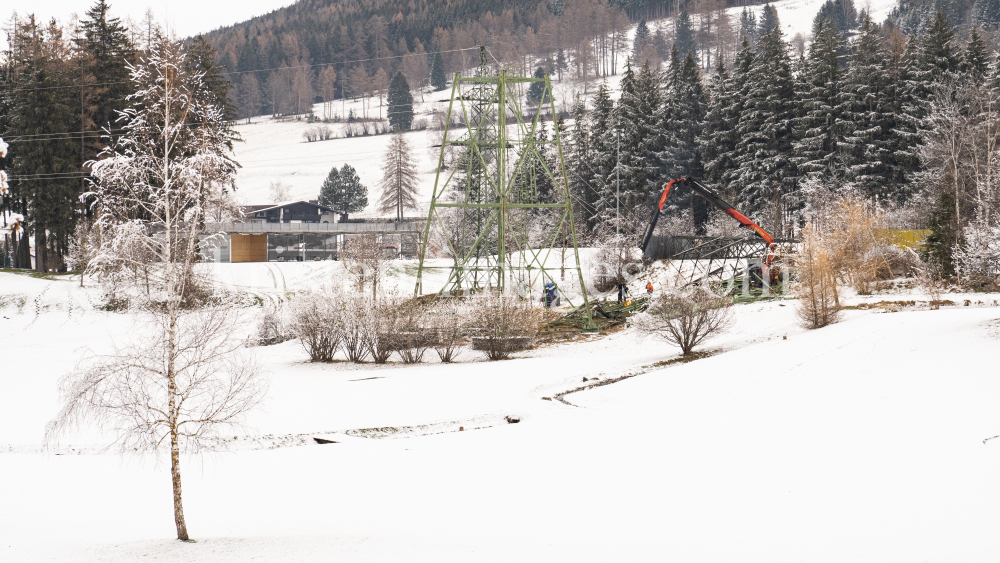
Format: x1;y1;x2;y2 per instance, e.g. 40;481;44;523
640;177;777;264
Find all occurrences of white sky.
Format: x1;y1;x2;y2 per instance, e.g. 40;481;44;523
6;0;294;38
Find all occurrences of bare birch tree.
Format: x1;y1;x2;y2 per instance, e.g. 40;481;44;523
48;36;254;542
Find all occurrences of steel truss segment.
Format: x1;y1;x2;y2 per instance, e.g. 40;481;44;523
414;67;594;329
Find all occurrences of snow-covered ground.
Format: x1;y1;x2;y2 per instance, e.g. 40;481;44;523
2;263;1000;561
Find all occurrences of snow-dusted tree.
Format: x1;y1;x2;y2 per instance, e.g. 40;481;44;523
50;36;251;542
287;289;344;362
732;25;797;230
793;19;845;188
376;132;420;221
955;211;1000;281
634;282;734;356
342;232;387;300
795;224;842;328
269;180;291;203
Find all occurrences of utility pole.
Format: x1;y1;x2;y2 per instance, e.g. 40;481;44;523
616;129;620;237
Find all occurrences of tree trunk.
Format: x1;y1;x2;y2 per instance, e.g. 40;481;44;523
170;426;189;541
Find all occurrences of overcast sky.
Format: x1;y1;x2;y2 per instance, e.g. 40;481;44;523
8;0;294;38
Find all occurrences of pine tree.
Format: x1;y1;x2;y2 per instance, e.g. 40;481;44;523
526;67;547;105
675;10;697;57
793;19;846;186
319;164;368;215
387;71;414;131
431;51;447;91
733;25;797;227
377;133;419;220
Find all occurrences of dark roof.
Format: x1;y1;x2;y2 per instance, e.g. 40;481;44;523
243;200;337;214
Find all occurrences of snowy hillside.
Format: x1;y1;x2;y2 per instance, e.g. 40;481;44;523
3;267;1000;561
229;0;900;214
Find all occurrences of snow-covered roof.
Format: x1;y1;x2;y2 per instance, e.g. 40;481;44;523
244;200;337;214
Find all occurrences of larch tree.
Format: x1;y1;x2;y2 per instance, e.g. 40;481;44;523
377;132;420;221
47;36;264;543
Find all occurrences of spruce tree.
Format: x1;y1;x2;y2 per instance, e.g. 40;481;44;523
839;15;904;200
894;36;927;192
589;81;616;222
733;25;797;224
759;4;781;35
708;37;755;199
610;59;661;221
319;164;368;214
387;71;414;131
526;67;547;105
633;20;652;61
962;26;989;80
674;10;697;57
700;59;739;191
80;0;134;133
10;17;83;272
186;36;239;148
431;51;447;91
921;11;962;77
660;52;707;230
793;19;846;186
567;95;596;229
740;8;759;44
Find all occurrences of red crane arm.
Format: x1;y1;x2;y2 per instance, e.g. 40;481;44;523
640;178;776;260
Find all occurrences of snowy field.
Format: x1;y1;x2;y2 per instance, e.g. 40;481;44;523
3;263;1000;561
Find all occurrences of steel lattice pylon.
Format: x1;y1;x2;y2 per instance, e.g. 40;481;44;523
415;57;594;330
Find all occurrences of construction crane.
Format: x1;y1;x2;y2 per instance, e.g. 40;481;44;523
640;177;779;282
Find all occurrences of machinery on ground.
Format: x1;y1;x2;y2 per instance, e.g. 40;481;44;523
640;177;779;286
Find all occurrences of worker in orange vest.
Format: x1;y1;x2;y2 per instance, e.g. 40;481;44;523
646;281;654;296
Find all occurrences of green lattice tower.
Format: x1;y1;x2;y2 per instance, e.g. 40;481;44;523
415;61;595;330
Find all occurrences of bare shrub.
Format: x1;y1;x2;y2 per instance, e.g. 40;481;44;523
469;291;540;361
919;262;948;310
396;298;432;364
428;300;465;362
341;292;372;363
368;292;402;364
795;225;842;329
634;284;734;355
287;290;343;361
255;306;291;347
